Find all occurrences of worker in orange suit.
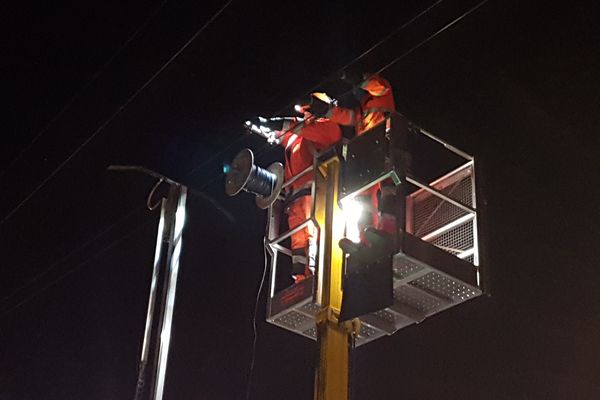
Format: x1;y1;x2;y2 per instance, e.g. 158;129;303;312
311;73;397;239
326;73;395;136
258;109;342;282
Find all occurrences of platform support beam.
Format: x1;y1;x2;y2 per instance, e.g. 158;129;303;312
313;157;358;400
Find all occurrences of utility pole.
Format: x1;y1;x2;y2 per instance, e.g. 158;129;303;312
108;166;188;400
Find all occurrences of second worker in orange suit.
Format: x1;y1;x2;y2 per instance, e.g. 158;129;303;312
313;73;398;240
274;111;342;282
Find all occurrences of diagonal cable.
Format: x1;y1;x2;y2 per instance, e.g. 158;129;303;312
0;0;169;180
0;213;156;319
0;0;234;229
377;0;490;75
184;0;447;185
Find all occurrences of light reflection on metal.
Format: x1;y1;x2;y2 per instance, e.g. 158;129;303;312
341;197;363;243
140;202;167;364
405;176;476;214
154;187;187;400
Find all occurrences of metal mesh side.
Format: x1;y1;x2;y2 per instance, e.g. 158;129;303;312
412;175;473;237
431;221;474;254
410;272;480;302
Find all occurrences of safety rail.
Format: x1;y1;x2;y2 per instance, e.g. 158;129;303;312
263;112;483;346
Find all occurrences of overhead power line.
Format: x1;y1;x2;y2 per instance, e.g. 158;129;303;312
0;0;234;229
0;210;155;319
0;0;169;180
184;0;449;185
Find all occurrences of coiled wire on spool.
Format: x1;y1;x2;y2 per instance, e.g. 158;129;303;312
244;164;277;197
225;148;284;209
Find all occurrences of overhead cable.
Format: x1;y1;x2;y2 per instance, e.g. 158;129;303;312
0;0;234;228
0;0;169;180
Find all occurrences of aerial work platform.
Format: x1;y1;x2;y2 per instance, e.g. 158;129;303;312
263;113;482;346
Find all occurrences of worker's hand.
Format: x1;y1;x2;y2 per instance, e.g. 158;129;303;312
266;130;280;145
309;92;333;118
244;117;282;144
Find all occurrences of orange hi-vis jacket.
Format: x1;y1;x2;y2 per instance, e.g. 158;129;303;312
279;118;342;190
328;74;395;135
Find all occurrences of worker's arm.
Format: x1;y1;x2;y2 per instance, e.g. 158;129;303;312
327;105;357;127
295;119;342;147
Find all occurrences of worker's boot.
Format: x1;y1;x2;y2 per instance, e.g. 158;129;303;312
338;238;362;254
292;266;313;284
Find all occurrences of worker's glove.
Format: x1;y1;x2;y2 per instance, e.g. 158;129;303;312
352;86;368;102
309;92;334;118
265;129;280;145
244;117;293;145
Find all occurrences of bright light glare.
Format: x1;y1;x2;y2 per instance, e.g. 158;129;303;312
342;197;363;243
294;104;302;113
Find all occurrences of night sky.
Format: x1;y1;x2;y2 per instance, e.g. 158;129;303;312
2;1;600;399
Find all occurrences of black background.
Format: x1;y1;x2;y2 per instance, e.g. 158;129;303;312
1;1;600;399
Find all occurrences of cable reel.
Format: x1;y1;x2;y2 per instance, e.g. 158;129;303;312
225;148;284;209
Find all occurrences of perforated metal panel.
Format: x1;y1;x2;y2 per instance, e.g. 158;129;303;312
303;326;317;339
394;285;447;315
393;258;424;280
410;272;479;302
299;302;321;315
272;310;313;330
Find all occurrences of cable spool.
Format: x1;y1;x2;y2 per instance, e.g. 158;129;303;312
225;148;284;209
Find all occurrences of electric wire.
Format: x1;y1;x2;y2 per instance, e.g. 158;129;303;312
188;4;457;193
184;0;447;183
249;0;491;164
376;0;490;75
0;0;169;181
0;0;234;229
0;204;147;307
1;0;489;366
300;0;446;97
8;0;487;309
0;209;156;319
245;235;270;400
0;181;235;319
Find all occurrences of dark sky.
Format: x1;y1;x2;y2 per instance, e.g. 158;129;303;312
2;0;600;399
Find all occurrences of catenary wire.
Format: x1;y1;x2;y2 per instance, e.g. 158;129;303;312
0;182;235;316
250;0;492;165
376;0;490;75
0;211;156;319
0;0;234;229
254;0;491;162
0;204;147;306
1;0;487;375
0;0;169;180
0;2;449;387
188;1;455;192
184;0;447;182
